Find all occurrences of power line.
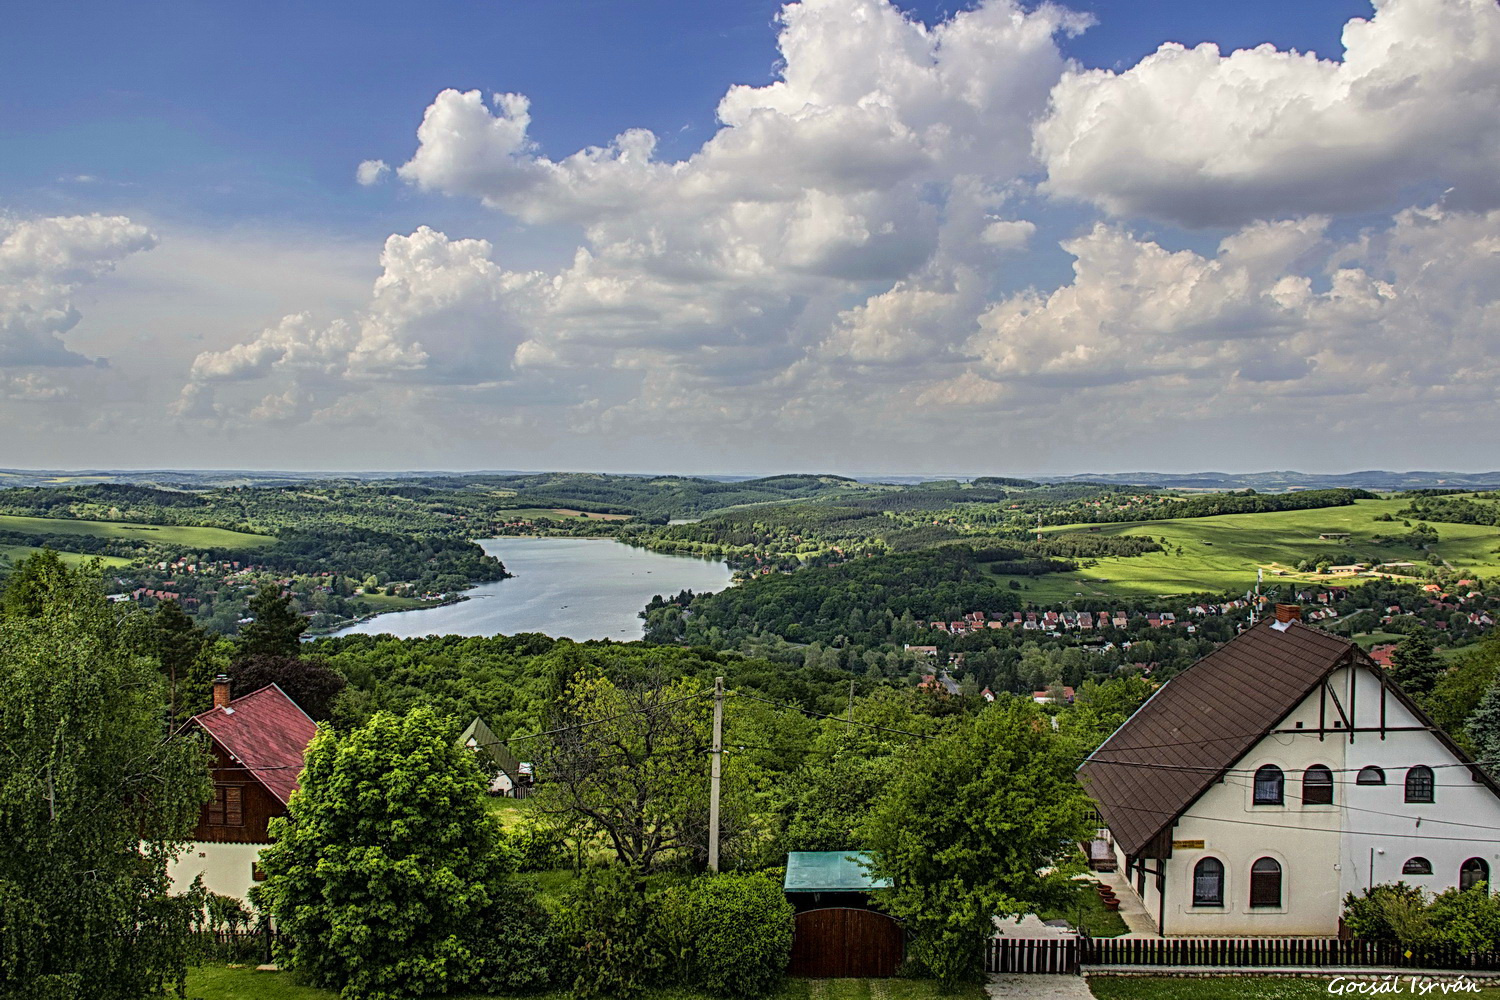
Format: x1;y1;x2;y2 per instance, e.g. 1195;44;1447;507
1096;798;1500;845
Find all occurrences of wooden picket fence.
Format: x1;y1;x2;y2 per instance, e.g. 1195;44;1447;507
986;937;1080;974
986;936;1500;975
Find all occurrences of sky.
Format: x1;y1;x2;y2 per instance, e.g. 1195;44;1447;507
2;0;1498;476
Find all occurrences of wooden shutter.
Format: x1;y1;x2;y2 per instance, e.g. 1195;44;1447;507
1302;766;1333;805
207;785;227;825
1249;859;1282;908
223;786;243;826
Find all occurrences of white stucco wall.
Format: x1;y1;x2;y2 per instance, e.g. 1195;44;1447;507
167;842;267;902
1138;661;1500;937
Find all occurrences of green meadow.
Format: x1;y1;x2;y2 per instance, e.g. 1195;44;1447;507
0;543;132;569
0;513;276;551
994;498;1500;602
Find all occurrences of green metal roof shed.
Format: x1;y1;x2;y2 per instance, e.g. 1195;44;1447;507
783;851;890;893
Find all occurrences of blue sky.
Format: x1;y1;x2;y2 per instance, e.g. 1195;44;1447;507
4;0;1370;235
2;0;1496;475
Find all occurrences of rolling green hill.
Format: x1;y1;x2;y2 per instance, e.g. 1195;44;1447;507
0;514;276;550
993;498;1500;601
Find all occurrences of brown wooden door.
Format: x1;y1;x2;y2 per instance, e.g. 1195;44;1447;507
788;907;904;978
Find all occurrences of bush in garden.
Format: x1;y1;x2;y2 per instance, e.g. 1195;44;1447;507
1342;882;1431;947
254;708;555;1000
680;872;795;998
1428;882;1500;952
1344;881;1500;953
556;867;664;999
506;819;567;872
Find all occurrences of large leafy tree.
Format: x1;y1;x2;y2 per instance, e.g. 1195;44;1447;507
533;670;710;870
864;698;1093;988
0;549;72;620
784;689;945;852
235;583;306;658
255;707;552;1000
0;560;211;999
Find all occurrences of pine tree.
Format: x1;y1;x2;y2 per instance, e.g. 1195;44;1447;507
1392;630;1442;697
152;598;214;721
235;583;307;658
1467;683;1500;773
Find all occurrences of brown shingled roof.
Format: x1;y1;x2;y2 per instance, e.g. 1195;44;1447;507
1078;618;1357;858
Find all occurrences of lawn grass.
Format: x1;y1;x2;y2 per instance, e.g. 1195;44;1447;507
484;796;530;831
1036;886;1130;938
1087;974;1500;999
0;513;275;551
183;965;975;1000
993;498;1500;602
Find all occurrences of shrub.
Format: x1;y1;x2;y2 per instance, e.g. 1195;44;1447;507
556;868;664;999
506;820;567;872
254;708;553;1000
681;872;794;998
1344;881;1500;953
1342;883;1431;947
1428;883;1500;952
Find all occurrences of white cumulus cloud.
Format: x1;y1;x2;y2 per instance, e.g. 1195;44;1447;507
355;159;391;186
1036;0;1500;226
0;213;157;367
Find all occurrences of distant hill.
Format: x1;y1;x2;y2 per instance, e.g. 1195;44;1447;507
1030;471;1500;491
4;467;1500;494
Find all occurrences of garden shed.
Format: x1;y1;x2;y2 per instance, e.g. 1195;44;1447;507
784;852;903;977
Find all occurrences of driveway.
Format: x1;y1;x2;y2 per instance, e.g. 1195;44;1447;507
986;973;1093;998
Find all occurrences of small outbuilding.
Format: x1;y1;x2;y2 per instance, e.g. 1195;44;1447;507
784;852;903;978
458;717;531;797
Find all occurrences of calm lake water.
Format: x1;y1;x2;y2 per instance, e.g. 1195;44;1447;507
329;536;733;641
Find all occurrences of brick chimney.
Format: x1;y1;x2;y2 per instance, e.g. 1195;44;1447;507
212;674;232;710
1274;604;1302;624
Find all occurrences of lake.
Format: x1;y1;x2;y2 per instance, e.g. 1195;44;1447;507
329;536;733;641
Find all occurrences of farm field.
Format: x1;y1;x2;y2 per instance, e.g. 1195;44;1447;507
496;507;633;521
0;542;131;569
0;513;276;551
994;498;1500;602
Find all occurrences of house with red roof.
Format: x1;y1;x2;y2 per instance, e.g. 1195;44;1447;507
166;675;317;900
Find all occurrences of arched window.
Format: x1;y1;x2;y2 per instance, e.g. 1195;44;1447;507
1192;858;1225;907
1357;766;1386;785
1254;765;1284;805
1405;765;1435;804
1302;765;1334;805
1402;857;1433;875
1460;858;1490;892
1250;858;1283;908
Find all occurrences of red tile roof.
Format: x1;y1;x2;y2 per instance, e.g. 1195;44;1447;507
192;684;317;805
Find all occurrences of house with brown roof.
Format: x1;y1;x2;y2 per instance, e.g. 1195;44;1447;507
167;676;317;901
1079;608;1500;937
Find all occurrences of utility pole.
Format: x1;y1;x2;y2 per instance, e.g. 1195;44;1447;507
847;678;856;723
708;676;724;872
